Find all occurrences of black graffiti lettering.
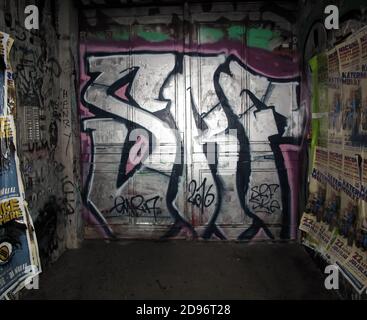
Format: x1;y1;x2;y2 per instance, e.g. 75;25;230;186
187;178;215;213
27;139;50;153
61;177;75;215
110;195;161;218
249;184;280;214
49;120;58;149
36;56;62;78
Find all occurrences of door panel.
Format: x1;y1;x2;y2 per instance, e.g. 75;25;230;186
79;3;301;240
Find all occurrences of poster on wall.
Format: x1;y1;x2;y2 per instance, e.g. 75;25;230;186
315;152;339;262
327;46;344;191
337;33;361;150
299;147;328;250
352;26;367;147
0;32;40;300
303;26;367;296
0;116;20;201
323;151;367;293
342;246;367;294
318;53;329;148
299;213;321;250
327;48;342;148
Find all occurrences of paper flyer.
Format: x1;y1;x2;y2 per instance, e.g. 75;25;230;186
343;245;367;293
299;213;321;251
338;34;361;151
316;222;337;261
328;234;353;267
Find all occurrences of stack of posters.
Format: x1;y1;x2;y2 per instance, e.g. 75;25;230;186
0;32;40;300
300;26;367;295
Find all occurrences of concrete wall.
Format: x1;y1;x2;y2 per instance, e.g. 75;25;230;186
79;1;306;240
0;0;81;265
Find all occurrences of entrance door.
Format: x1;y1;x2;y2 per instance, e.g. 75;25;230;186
79;3;301;240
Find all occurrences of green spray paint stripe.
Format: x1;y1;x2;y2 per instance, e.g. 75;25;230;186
199;26;225;43
201;25;281;50
93;25;281;49
227;25;245;41
86;30;129;41
247;28;281;50
136;27;170;42
112;31;129;41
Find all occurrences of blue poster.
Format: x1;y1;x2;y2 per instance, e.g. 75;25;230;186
0;32;40;299
0;231;33;296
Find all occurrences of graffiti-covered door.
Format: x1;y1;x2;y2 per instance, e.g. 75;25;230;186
79;3;303;240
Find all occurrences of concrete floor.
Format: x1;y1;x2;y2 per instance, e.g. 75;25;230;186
23;240;338;300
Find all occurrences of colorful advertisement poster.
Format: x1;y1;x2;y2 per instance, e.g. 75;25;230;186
338;31;362;150
343;245;367;293
0;33;40;300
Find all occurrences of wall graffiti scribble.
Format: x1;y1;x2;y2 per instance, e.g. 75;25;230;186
249;184;281;215
187;178;215;210
108;195;161;218
187;178;215;213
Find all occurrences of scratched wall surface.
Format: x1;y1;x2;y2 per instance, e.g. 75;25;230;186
0;0;81;263
79;2;306;240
